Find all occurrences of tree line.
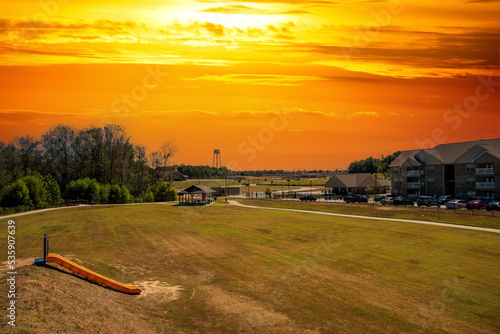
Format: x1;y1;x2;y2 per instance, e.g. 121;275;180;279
0;124;178;211
347;152;401;178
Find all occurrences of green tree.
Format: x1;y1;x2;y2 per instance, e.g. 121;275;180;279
99;184;110;204
108;184;122;204
88;179;101;204
1;179;30;207
42;174;62;206
154;184;177;202
22;175;47;208
120;184;132;203
143;189;155;202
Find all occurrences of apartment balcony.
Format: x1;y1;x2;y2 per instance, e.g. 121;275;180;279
406;170;423;177
475;168;494;175
475;182;495;189
407;182;423;189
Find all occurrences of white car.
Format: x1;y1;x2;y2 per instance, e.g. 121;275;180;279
445;199;467;209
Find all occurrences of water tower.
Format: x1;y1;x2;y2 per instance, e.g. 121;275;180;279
213;149;221;168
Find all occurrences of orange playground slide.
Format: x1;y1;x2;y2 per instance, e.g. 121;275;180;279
46;253;142;295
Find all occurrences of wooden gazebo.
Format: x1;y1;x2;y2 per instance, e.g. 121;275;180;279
177;185;216;206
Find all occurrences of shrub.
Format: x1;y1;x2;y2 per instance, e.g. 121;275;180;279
88;179;101;204
42;174;63;206
120;184;133;203
21;175;47;208
100;184;110;204
108;184;122;204
1;179;30;207
143;189;155;203
154;184;177;202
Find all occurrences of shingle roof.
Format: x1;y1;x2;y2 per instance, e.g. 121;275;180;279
178;185;216;195
324;173;373;188
389;139;500;167
377;179;391;187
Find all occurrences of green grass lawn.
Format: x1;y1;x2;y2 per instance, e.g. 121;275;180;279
238;199;500;230
1;204;499;333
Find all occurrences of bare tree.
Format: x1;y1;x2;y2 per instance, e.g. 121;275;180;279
134;145;148;193
159;139;178;183
149;139;178;186
12;135;42;176
149;151;162;186
41;125;76;186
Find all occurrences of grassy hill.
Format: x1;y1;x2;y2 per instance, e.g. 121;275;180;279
1;204;499;333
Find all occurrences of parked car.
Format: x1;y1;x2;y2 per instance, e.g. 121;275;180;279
445;199;468;209
466;199;490;210
380;196;394;205
416;196;440;207
486;201;500;211
437;195;453;205
393;196;415;206
411;194;422;201
324;193;340;200
374;195;386;202
300;195;317;201
343;194;368;203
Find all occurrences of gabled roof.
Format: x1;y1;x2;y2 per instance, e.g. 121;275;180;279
324;173;375;188
400;156;422;167
377;179;391;187
390;139;500;167
178;185;216;195
474;150;500;164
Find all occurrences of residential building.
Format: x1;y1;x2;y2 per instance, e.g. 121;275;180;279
324;173;388;195
390;139;500;199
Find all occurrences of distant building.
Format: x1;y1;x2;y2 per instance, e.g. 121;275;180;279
213;186;241;196
389;139;500;199
324;173;388;195
377;178;391;193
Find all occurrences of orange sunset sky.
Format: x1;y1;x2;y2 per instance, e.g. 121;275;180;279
0;0;499;170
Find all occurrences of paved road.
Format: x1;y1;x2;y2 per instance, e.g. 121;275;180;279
0;202;179;220
228;200;500;234
0;206;84;220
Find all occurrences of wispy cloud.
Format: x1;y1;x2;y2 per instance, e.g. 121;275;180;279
86;109;219;116
347;111;381;120
184;74;326;86
199;5;311;15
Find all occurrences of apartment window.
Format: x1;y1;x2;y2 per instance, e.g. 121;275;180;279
427;165;435;173
427;177;435;186
467;191;475;198
466;164;475;172
466;178;475;186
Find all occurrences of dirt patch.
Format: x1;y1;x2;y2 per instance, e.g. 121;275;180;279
0;257;34;277
135;280;183;302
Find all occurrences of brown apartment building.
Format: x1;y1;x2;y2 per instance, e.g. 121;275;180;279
390;139;500;200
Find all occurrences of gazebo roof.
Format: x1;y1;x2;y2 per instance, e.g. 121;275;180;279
178;184;216;195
